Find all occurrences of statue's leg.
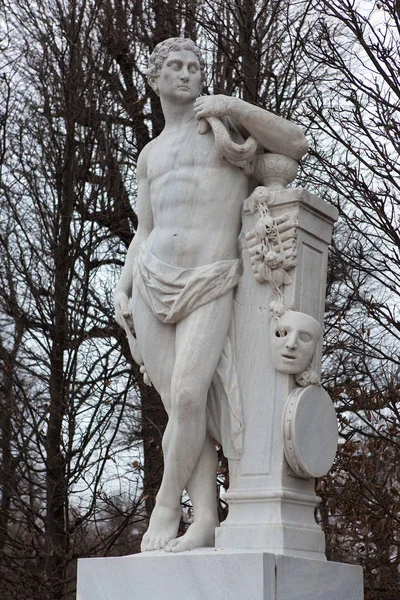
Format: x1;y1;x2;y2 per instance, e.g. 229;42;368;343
149;290;233;552
164;435;219;552
131;286;176;412
131;289;182;552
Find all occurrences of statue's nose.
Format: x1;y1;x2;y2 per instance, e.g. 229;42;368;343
285;332;298;350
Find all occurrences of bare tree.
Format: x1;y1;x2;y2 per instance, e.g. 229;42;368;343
302;1;400;596
0;1;336;598
0;1;145;597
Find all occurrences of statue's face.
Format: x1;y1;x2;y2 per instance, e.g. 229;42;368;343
156;50;202;102
271;310;322;374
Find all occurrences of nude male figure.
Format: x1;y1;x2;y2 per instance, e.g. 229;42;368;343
114;38;308;553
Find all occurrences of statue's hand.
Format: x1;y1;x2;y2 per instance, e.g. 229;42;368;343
194;94;236;120
113;289;151;385
113;289;133;331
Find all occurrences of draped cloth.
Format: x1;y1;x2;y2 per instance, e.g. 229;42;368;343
132;242;244;459
133;241;242;324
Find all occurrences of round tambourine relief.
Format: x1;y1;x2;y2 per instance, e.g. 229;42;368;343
283;385;338;478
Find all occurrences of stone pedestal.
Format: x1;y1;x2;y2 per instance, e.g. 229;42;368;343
216;188;339;559
77;548;364;600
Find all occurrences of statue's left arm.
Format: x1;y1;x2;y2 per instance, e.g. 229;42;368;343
193;95;308;161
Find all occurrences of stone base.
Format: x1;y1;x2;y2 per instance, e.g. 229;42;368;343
215;521;327;560
77;548;363;600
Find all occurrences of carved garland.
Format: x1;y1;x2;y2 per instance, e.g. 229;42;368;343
243;186;298;300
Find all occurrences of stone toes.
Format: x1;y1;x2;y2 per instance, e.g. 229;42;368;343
140;535;149;552
152;535;169;551
164;540;173;552
159;536;171;550
165;539;178;552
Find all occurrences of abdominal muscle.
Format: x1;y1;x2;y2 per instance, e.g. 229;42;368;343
146;162;249;268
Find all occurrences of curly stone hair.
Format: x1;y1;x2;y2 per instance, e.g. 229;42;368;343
145;37;206;85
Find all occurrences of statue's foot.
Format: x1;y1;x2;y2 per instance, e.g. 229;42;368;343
141;505;181;552
164;518;218;553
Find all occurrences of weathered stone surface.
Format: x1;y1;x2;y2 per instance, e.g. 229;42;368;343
77;550;363;600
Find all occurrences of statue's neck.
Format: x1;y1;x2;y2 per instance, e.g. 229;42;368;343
160;98;196;131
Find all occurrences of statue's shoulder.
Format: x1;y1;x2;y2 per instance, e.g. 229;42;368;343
137;138;158;180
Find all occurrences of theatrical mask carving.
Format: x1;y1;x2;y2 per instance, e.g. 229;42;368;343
271;309;322;375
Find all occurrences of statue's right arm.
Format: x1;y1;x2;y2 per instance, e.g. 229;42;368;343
113;142;154;329
194;95;308;160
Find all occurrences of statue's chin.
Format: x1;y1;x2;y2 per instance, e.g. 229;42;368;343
274;357;309;375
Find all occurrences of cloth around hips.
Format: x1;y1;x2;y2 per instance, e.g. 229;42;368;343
132;241;244;459
133;241;243;324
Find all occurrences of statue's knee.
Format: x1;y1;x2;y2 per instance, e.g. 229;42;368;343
172;385;204;417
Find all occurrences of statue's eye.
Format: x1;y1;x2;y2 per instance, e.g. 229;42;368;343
299;332;312;342
276;329;287;338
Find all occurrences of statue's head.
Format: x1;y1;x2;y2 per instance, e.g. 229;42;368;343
146;37;206;94
270;306;322;375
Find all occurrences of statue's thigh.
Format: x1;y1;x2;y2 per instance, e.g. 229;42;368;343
173;290;233;392
132;286;176;402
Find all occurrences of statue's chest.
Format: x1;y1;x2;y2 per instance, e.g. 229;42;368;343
147;129;219;182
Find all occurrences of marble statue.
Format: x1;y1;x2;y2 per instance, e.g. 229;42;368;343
78;36;364;600
113;37;308;554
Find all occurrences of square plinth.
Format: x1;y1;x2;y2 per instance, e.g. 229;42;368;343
77;548;363;600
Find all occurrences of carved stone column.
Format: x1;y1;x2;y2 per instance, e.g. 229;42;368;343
215;155;339;560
